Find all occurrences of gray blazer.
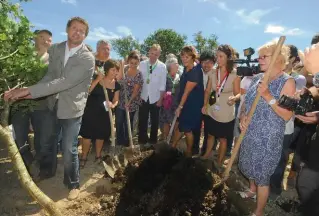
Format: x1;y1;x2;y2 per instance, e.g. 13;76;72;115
29;41;95;119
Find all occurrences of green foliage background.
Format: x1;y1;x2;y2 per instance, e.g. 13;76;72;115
0;0;48;114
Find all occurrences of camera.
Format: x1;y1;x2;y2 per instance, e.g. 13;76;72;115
231;47;261;77
278;90;319;115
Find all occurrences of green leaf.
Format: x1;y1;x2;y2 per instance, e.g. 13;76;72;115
0;33;7;40
18;45;27;54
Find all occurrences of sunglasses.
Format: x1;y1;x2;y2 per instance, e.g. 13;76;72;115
258;55;272;60
149;65;153;74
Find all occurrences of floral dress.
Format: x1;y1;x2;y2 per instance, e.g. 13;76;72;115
238;73;291;186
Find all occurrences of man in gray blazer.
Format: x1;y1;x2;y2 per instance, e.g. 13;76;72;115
4;17;95;200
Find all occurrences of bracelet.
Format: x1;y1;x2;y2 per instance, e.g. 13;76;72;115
313;72;319;88
179;105;183;109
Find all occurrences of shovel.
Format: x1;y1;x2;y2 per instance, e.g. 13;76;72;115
100;81;121;178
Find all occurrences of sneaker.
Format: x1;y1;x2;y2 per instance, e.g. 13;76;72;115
68;189;80;201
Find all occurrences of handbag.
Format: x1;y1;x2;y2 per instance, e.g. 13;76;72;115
209;91;216;106
163;91;173;110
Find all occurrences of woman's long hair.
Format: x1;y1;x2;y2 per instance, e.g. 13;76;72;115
217;44;235;73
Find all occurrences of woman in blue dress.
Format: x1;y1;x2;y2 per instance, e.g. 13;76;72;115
238;40;296;216
171;46;204;157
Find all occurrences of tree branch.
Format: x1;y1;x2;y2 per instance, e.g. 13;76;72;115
0;49;19;61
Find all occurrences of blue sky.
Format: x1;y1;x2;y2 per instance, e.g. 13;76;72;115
19;0;318;59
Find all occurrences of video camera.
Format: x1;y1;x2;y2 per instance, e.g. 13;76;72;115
232;47;260;77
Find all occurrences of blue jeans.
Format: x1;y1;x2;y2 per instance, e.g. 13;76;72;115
116;108;135;146
59;117;82;189
11;109;54;168
270;134;293;195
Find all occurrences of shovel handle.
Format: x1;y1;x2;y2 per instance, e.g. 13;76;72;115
121;65;134;148
167;114;178;144
101;81;116;147
223;36;286;180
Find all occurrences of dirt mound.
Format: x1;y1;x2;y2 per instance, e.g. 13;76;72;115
113;147;231;216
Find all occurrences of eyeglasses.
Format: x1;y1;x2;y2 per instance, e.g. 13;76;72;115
258;55;272;60
149;65;153;74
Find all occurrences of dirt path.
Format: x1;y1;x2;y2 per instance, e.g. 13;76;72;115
0;138;111;216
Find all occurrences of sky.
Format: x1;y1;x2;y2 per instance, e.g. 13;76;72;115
18;0;318;59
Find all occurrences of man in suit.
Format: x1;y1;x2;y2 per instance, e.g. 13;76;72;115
4;17;95;200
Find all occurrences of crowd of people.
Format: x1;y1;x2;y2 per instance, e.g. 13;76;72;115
3;16;319;216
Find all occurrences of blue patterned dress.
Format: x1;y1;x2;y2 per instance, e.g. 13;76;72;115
238;73;291;186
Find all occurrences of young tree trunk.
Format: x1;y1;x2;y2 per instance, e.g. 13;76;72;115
0;102;62;216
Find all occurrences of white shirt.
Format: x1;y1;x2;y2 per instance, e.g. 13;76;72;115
139;60;167;104
64;42;82;67
284;74;307;135
237;76;253;118
202;69;213;90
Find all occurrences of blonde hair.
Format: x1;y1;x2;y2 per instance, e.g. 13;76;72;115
258;39;290;71
150;44;162;52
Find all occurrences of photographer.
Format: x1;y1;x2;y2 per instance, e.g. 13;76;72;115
296;42;319;215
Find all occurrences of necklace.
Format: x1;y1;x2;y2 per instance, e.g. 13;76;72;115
167;74;178;94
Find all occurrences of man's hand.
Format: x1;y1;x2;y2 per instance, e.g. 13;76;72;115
3;88;31;102
296;111;319;124
303;43;319;75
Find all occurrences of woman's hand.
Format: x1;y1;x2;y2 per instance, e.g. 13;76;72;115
125;101;131;110
96;72;104;81
108;101;114;109
201;106;207;115
239;115;248;131
175;107;182;117
257;80;271;99
227;96;237;106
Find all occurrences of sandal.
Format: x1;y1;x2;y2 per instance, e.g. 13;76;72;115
80;158;87;169
94;156;102;164
237;189;256;200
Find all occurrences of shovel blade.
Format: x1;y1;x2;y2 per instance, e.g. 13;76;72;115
103;160;116;179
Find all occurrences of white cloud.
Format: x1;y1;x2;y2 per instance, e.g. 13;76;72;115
264;24;304;36
116;26;132;36
212;17;221;24
216;2;229;11
86;27;120;41
61;0;76;5
198;0;229;11
60;26;134;41
236;9;274;25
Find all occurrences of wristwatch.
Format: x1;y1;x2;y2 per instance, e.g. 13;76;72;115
313;72;319;88
268;98;276;105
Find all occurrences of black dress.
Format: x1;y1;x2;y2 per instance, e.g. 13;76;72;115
80;79;121;140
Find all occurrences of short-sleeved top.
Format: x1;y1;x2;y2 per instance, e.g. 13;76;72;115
178;64;204;106
207;69;238;123
178;64;204;130
237;76;253;118
118;66;143;112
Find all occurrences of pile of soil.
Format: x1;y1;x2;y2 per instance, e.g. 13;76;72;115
90;147;232;216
